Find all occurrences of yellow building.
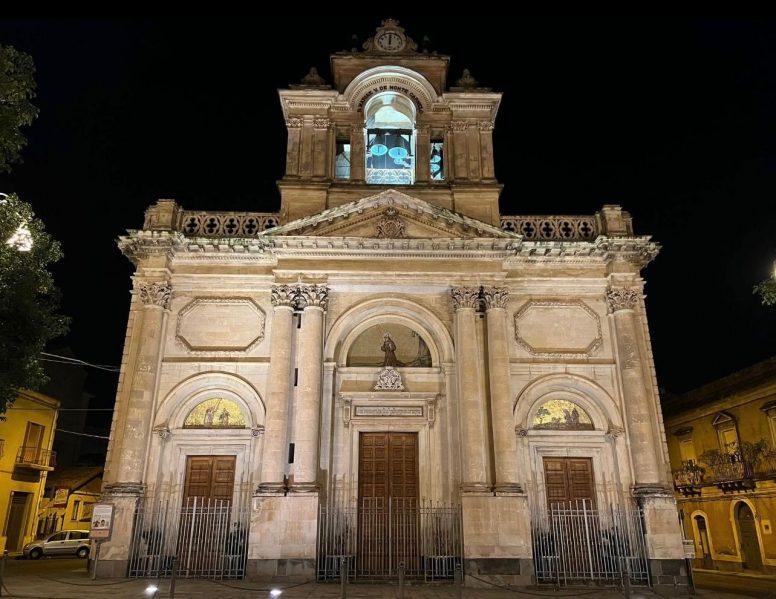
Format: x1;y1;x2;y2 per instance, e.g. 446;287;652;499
664;356;776;574
0;390;58;553
37;467;102;535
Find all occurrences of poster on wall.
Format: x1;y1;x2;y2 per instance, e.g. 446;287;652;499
89;503;114;540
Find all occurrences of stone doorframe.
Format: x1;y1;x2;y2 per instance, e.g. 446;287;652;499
322;296;457;504
144;372;266;503
513;372;632;506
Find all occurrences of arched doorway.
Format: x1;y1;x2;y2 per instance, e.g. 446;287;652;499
693;515;713;569
735;503;762;571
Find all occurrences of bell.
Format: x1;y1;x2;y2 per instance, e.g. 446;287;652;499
430;144;442;163
369;131;388;156
387;132;409;160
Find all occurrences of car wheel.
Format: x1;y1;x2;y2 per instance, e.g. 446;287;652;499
76;546;90;559
29;548;43;560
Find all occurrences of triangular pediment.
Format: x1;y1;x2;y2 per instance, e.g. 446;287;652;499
263;190;516;239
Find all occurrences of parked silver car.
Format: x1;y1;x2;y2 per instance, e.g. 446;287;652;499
22;530;90;559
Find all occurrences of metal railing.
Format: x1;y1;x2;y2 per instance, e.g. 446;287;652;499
317;499;463;581
16;446;56;469
531;499;649;588
500;216;597;240
128;496;249;579
180;211;280;237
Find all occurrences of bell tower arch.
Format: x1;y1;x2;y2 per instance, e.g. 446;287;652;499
277;19;503;225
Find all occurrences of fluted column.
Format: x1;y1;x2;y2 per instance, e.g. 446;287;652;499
258;285;296;493
350;127;365;182
285;117;303;177
415;125;431;183
452;287;490;493
483;287;521;493
112;281;171;489
607;287;663;488
291;285;328;492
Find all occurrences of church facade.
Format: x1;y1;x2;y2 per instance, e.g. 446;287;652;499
100;20;686;589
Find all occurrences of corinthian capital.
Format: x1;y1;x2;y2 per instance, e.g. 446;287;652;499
606;287;641;313
271;285;296;307
297;284;329;310
285;117;304;129
482;287;509;310
139;282;171;309
451;287;480;310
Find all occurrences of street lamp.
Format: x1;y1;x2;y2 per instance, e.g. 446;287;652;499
145;583;159;598
270;590;283;597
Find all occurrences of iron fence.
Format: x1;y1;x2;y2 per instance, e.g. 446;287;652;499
128;496;250;579
531;499;649;588
317;498;463;581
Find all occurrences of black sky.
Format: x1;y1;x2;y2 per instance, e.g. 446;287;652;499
1;19;775;423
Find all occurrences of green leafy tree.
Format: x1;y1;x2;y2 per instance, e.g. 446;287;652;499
0;194;69;413
753;278;776;306
0;46;68;414
0;45;39;173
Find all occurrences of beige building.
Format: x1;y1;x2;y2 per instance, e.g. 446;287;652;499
101;20;685;590
665;356;776;574
0;391;58;554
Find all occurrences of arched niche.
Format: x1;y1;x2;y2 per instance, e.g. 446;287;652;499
532;398;593;431
155;371;265;431
514;373;623;433
183;398;247;429
347;323;432;368
326;297;453;367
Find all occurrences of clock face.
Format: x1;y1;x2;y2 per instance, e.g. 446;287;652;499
375;31;405;52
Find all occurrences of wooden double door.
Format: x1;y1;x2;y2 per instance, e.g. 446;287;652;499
543;457;596;509
179;456;237;574
358;433;419;575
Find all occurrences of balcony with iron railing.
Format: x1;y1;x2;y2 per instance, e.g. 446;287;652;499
701;447;758;493
672;461;705;497
16;446;56;471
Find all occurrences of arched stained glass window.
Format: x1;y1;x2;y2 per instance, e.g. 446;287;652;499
532;399;593;430
183;398;246;428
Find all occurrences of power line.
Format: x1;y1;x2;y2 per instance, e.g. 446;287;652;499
39;352;120;373
56;428;110;440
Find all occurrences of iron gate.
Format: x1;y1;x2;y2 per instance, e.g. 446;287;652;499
531;499;649;587
128;496;250;579
317;499;463;581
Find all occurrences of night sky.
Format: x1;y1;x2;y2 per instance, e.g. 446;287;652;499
1;19;775;428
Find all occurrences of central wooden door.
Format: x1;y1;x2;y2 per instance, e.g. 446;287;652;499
358;433;419;576
543;457;595;509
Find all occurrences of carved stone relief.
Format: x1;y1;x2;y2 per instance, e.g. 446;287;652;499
139;282;172;309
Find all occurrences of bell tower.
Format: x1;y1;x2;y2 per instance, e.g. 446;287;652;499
277;19;503;225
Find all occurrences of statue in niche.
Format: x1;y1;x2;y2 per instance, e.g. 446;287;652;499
381;333;399;367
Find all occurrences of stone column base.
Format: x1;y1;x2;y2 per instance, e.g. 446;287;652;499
245;558;316;581
465;558;534;587
649;559;690;595
94;558;128;578
247;493;319;580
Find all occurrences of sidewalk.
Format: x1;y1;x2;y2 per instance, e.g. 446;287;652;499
1;575;763;599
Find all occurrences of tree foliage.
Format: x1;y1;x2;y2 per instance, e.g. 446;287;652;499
0;194;69;413
753;278;776;306
0;46;68;414
0;45;39;174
